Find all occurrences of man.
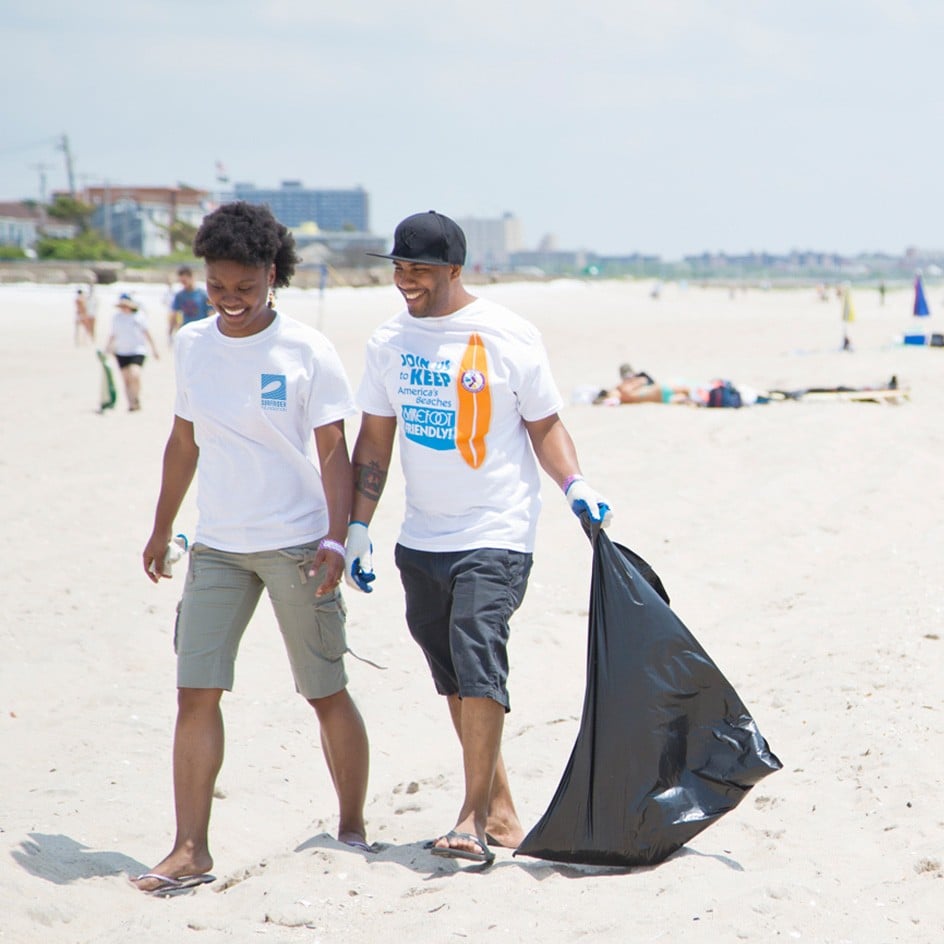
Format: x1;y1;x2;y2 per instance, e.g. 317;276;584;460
168;265;213;345
346;210;611;865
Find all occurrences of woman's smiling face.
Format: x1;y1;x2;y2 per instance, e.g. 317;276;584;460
205;260;275;338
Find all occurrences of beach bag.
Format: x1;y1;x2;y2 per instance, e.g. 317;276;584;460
96;349;117;413
515;526;781;868
707;380;742;408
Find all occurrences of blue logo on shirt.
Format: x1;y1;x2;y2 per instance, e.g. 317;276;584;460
401;405;456;450
261;373;287;411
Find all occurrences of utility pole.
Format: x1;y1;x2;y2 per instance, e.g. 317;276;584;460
30;162;52;204
169;187;178;254
57;134;76;196
103;179;111;240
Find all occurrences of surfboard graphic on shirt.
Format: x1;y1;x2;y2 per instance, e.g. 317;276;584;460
455;332;491;468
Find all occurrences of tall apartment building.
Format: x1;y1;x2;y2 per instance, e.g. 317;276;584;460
455;212;523;271
232;181;369;232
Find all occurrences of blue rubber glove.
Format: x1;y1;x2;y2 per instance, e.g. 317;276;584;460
564;476;613;528
344;522;376;593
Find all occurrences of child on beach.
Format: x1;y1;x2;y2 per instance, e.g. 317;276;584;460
74;288;96;344
103;293;160;411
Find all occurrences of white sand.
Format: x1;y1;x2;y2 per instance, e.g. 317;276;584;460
1;277;942;943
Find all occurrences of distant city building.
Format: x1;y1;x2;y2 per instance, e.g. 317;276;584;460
73;185;210;256
0;202;43;249
455;213;523;270
231;181;369;231
589;252;662;275
292;223;386;268
6;181;944;281
509;248;587;275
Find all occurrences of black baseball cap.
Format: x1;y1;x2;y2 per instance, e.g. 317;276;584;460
367;210;466;266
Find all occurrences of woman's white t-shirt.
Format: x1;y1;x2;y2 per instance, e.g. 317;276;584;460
356;297;563;553
174;313;356;553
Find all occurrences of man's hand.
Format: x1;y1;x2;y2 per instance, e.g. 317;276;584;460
564;476;613;528
344;522;376;592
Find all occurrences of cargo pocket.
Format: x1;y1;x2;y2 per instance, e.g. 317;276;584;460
313;589;348;661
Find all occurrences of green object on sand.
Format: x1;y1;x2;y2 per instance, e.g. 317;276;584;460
96;349;117;413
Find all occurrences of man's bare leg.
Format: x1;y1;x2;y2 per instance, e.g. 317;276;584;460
309;688;369;847
446;694;524;848
433;695;512;856
133;688;223;892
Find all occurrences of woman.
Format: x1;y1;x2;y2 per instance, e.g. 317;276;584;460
135;202;370;896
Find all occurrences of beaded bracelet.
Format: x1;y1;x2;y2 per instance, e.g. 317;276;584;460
561;473;584;494
319;538;346;559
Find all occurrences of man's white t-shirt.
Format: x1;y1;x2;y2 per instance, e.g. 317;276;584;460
356;297;563;553
174;313;356;553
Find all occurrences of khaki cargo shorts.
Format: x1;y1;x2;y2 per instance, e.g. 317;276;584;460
174;542;348;699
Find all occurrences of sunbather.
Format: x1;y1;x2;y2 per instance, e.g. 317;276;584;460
593;363;692;405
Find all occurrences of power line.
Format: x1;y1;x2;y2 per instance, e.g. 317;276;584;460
0;136;59;159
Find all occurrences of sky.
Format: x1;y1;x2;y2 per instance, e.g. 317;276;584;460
2;1;943;260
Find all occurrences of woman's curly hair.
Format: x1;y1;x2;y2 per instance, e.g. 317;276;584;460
193;201;299;288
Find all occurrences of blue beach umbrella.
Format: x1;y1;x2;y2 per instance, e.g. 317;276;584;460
914;274;930;317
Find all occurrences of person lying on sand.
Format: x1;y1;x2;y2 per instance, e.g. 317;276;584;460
593;363;692;406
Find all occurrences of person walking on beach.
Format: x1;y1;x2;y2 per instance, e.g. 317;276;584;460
345;210;612;865
167;265;213;346
136;202;370;895
74;287;96;344
104;293;160;411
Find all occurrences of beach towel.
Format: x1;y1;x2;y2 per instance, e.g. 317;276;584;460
515;526;781;868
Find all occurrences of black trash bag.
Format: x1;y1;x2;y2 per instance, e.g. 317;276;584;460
515;526;782;868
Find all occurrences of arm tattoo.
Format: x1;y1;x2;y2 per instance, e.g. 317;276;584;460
354;460;387;501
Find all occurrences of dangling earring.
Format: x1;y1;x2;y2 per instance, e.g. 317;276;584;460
267;288;276;309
